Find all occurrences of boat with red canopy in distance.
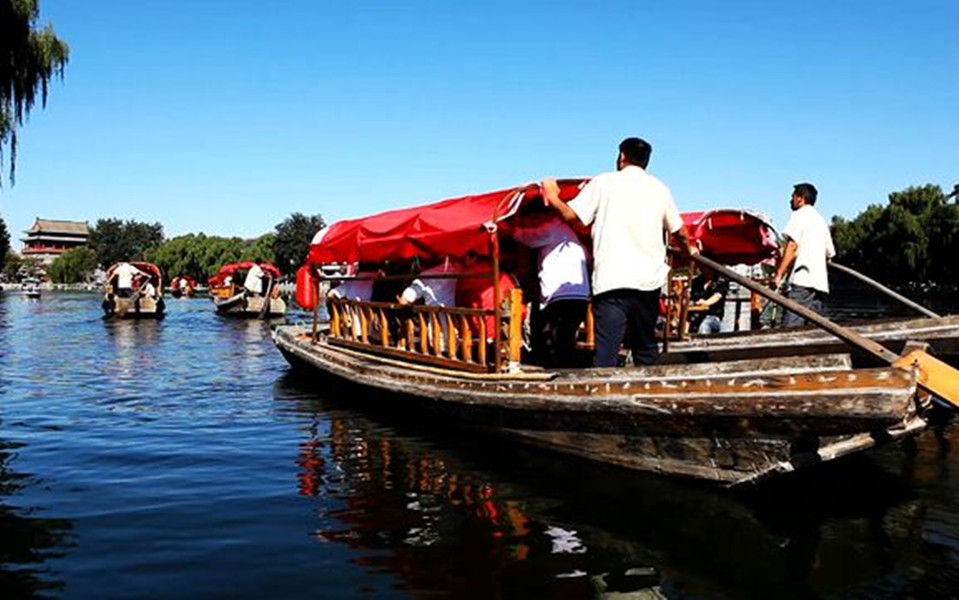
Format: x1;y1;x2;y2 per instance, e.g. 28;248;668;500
169;275;196;298
102;261;165;319
208;261;286;317
272;178;959;486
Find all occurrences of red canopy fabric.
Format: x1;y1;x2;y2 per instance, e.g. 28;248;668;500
308;179;779;267
307;180;586;266
681;209;779;265
208;262;282;287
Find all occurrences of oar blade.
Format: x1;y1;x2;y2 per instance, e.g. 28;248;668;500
894;349;959;408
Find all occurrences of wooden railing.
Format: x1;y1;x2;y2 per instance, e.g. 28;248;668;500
324;288;524;373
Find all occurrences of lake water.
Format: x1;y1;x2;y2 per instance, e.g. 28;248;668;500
3;291;959;599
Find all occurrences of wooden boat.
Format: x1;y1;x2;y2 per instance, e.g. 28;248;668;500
169;275;196;298
21;277;41;299
208;261;286;317
272;179;959;486
102;261;165;319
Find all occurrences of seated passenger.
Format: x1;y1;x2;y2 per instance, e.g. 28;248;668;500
455;251;521;344
398;258;459;351
689;262;729;334
327;265;375;301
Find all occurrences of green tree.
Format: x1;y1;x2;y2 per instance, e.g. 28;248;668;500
46;245;96;283
3;250;41;280
0;216;9;273
273;213;325;275
240;233;276;266
832;184;959;292
2;0;69;184
144;233;246;283
88;218;164;268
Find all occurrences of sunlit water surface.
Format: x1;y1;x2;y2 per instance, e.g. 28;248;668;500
3;292;959;599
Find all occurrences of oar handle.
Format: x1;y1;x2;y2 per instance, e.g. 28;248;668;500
691;254;901;365
828;262;941;319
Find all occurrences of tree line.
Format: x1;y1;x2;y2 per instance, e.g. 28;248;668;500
1;212;325;284
831;184;959;293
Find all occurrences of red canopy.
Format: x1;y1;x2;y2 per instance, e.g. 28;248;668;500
680;209;779;265
307;179;586;266
106;261;162;283
208;262;282;287
308;179;779;267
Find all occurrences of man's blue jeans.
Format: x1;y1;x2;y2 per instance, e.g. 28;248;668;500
592;288;660;367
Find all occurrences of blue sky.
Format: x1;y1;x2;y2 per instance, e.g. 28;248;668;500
2;0;957;244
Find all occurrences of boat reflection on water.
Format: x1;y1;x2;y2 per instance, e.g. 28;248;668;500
274;372;959;599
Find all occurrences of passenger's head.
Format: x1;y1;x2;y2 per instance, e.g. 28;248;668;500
792;183;818;209
617;137;652;170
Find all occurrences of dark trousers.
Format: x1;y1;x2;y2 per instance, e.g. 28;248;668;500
783;284;826;327
532;299;588;368
592;288;661;367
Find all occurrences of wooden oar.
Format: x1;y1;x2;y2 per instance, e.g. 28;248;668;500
692;253;959;408
829;262;941;319
258;274;274;319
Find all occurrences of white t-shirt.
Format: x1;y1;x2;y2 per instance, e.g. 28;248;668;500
781;204;835;293
568;165;683;294
114;263;141;290
511;219;589;308
244;264;266;295
401;263;457;306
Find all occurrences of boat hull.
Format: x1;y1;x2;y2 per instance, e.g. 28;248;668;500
665;314;959;366
273;325;928;486
102;294;164;319
214;292;286;318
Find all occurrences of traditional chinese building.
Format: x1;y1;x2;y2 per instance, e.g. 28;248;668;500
21;218;91;264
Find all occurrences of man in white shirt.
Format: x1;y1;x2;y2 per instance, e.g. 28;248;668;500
544;137;697;366
511;211;590;367
772;182;836;327
243;262;266;296
112;262;145;297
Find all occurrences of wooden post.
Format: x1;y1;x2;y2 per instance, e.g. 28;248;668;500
445;314;456;358
508;288;524;369
585;302;595;349
406;318;415;352
359;303;369;344
478;319;487;366
378;308;389;347
312;272;321;343
431;312;442;356
418;313;428;353
460;315;473;362
491;232;502;372
329;301;340;341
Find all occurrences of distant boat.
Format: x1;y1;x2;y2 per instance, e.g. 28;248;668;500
169;275;196;298
21;277;41;299
208;261;286;318
102;261;165;319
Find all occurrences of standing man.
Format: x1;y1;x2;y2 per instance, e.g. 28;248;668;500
542;137;698;366
243;260;267;296
771;183;835;327
511;210;590;367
